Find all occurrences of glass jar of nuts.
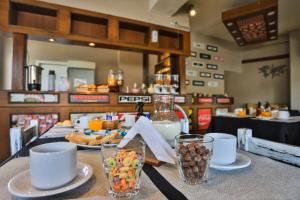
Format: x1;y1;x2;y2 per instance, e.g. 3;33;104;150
175;134;213;184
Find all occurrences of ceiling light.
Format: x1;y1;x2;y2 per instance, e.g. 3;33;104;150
270;36;277;40
227;22;233;27
189;5;196;16
89;42;95;47
239;42;244;45
49;38;55;42
232;30;237;34
269;29;276;33
236;37;241;40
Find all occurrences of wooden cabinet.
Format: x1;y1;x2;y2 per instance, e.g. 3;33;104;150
70;13;108;39
1;0;190;56
9;1;58;31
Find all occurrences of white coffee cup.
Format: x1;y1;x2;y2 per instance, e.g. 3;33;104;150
278;111;290;119
30;142;77;189
206;133;237;165
79;115;92;129
124;114;136;127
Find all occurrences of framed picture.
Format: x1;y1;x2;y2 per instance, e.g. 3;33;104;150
192;61;205;68
186;70;197;77
213;55;224;62
200;72;211;78
214;74;224;80
193;42;205;49
192;80;205;86
69;94;110;103
207;81;219;87
207;45;218;52
207;64;218;70
11;113;59;135
9;92;59;104
118;95;152;104
200;53;211;60
190;51;197;57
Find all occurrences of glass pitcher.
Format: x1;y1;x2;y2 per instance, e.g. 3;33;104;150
152;95;182;145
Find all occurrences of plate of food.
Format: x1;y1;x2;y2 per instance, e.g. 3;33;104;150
55;120;74;128
65;132;122;149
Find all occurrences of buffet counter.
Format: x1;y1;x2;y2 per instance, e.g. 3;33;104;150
0;90;233;162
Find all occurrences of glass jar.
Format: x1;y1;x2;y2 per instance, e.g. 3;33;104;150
107;70;117;92
152;95;181;145
175;134;213;184
116;69;124;87
101;138;145;198
154;74;164;85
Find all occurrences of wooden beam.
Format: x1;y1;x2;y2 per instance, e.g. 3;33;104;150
242;54;289;64
178;55;186;94
12;33;27;90
143;54;149;85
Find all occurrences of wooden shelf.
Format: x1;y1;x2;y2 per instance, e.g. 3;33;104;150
9;2;57;31
119;21;149;45
158;29;183;50
71;13;108;39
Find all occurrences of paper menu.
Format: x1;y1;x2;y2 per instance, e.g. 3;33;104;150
118;116;176;164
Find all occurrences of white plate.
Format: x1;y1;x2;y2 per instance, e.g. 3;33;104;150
54;125;74;128
8;162;93;198
210;153;251;171
256;117;273;120
72;142;102;150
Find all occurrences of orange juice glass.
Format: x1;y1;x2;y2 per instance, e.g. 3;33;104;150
88;119;103;131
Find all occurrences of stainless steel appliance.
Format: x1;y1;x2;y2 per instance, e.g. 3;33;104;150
24;65;44;91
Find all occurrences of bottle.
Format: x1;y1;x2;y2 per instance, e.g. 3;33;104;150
256;101;262;116
48;70;56;91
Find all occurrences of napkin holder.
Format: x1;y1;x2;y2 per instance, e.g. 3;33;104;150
238;128;300;167
119;116;176;165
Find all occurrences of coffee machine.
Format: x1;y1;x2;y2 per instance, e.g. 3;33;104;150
24;65;43;91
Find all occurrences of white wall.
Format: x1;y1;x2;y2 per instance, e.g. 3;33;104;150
225;40;290;107
289;30;300;110
185;32;241;95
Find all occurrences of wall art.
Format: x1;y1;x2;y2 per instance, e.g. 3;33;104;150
207;81;219;87
258;64;287;78
186;70;197;77
214;74;224;80
190;51;197;57
207;64;218;70
213;55;224;62
192;80;205;86
192;60;205;68
200;72;211;78
207;45;218;52
200;53;211;60
193;42;205;49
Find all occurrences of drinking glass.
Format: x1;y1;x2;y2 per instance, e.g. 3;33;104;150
101;138;146;198
175;134;213;184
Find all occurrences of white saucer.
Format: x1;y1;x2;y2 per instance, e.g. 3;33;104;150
210;153;251;171
8;162;93;198
73;142;102;150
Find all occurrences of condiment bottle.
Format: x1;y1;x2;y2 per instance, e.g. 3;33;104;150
48;70;56;91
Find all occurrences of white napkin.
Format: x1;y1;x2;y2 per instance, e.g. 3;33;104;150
118;116;176;164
